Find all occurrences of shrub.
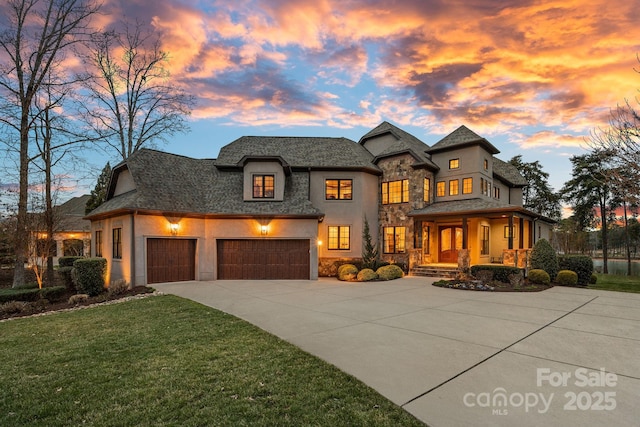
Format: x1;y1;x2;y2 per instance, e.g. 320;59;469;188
58;256;84;267
73;258;107;296
13;282;39;290
475;270;494;283
528;269;550;285
530;239;559;281
589;274;598;284
108;279;130;297
0;300;28;315
508;272;524;287
57;266;75;291
470;265;521;283
337;264;359;281
357;268;378;282
376;265;404;280
556;270;578;286
558;255;593;286
40;286;67;302
0;287;41;303
68;294;89;305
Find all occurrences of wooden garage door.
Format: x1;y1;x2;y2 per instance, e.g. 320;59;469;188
217;239;310;280
147;238;196;284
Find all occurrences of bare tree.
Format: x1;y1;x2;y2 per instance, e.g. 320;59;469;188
80;21;195;161
0;0;100;287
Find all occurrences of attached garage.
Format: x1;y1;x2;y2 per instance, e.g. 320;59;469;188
217;239;310;280
147;238;196;284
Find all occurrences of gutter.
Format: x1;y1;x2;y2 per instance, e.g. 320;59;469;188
131;212;136;287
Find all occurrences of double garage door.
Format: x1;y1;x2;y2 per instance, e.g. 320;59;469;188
217;239;310;280
147;238;310;283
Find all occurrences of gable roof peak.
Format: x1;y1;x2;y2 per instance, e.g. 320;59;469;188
427;125;500;154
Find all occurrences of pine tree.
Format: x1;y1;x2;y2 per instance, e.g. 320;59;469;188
85;163;111;214
362;216;379;270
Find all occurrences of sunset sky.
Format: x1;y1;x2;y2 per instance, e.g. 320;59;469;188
10;0;640;196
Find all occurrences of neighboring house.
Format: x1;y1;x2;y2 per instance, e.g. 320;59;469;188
85;122;555;285
32;195;92;265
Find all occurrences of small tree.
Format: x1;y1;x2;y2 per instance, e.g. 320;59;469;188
530;238;559;281
85;162;111;213
361;216;379;270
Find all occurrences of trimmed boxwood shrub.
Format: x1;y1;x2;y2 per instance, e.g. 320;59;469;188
337;264;359;281
589;274;598;284
73;258;107;296
530;239;559;281
556;270;578;287
376;265;404;280
558;255;593;286
58;256;84;267
40;286;67;302
57;267;75;290
470;265;521;283
357;268;378;282
0;288;41;303
528;269;550;285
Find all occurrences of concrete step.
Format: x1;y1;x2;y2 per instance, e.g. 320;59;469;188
410;266;458;278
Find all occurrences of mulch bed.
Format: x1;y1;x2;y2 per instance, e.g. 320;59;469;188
433;278;552;292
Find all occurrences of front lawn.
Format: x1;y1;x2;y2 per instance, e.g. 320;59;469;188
590;273;640;293
0;295;423;426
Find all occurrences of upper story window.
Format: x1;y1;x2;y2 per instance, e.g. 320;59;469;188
253;174;274;198
493;186;500;199
463;177;473;194
325;179;352;200
449;159;460;169
436;181;446;197
484;159;489;170
112;228;122;259
382;179;409;204
481;178;491;196
423;178;431;202
328;225;350;250
449;179;459;196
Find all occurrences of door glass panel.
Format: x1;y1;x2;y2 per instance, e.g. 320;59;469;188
440;228;452;251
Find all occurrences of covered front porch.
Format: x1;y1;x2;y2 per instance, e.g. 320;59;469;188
408;199;553;272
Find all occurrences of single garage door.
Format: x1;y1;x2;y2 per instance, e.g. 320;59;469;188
217;239;310;280
147;238;196;284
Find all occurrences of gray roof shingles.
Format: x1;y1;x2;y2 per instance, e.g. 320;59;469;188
427;125;500;154
493;157;527;187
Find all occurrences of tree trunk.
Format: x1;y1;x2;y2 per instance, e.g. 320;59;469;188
13;112;30;288
623;201;631;276
600;200;608;274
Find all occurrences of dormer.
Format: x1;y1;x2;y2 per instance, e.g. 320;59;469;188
240;156;291;202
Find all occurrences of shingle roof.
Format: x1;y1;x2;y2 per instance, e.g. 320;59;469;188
427;125;500;154
55;195;91;232
86;149;322;219
216;136;379;172
410;198;523;216
493;158;527;187
359;121;439;170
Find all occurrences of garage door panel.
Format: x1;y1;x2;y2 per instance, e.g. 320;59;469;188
147;238;196;284
217;239;309;280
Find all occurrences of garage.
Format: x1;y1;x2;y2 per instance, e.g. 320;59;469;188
217;239;310;280
147;238;196;284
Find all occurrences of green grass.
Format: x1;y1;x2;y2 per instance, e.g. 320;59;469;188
590;273;640;293
0;295;424;427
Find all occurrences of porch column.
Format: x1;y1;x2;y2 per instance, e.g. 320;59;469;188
462;217;468;249
508;215;514;250
519;217;524;249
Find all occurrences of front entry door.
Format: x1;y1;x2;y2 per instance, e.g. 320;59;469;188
439;226;463;263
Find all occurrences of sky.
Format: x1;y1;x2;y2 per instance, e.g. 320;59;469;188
7;0;640;201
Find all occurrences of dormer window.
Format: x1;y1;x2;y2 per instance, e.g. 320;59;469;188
449;159;460;169
253;174;274;198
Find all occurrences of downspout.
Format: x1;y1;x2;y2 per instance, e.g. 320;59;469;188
131;212;136;286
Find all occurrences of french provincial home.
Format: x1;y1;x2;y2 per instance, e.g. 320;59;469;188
85;122;555;285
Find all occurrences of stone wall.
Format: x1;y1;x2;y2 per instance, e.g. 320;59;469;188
319;257;363;277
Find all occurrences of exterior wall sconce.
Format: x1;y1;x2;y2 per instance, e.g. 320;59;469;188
261;225;268;236
317;239;322;246
170;222;179;236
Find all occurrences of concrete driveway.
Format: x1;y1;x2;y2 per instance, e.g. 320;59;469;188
154;277;640;426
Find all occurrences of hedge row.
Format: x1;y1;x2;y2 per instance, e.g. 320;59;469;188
0;286;67;304
470;265;522;283
558;255;593;286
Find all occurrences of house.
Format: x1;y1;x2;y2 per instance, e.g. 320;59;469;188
85;122;555;285
32;195;92;265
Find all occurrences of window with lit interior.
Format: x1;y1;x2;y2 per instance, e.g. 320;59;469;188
382;179;409;204
325;179;352;200
253;174;274;198
328;226;350;250
383;226;406;253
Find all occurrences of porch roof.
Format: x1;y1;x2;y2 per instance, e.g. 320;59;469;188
409;198;556;223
